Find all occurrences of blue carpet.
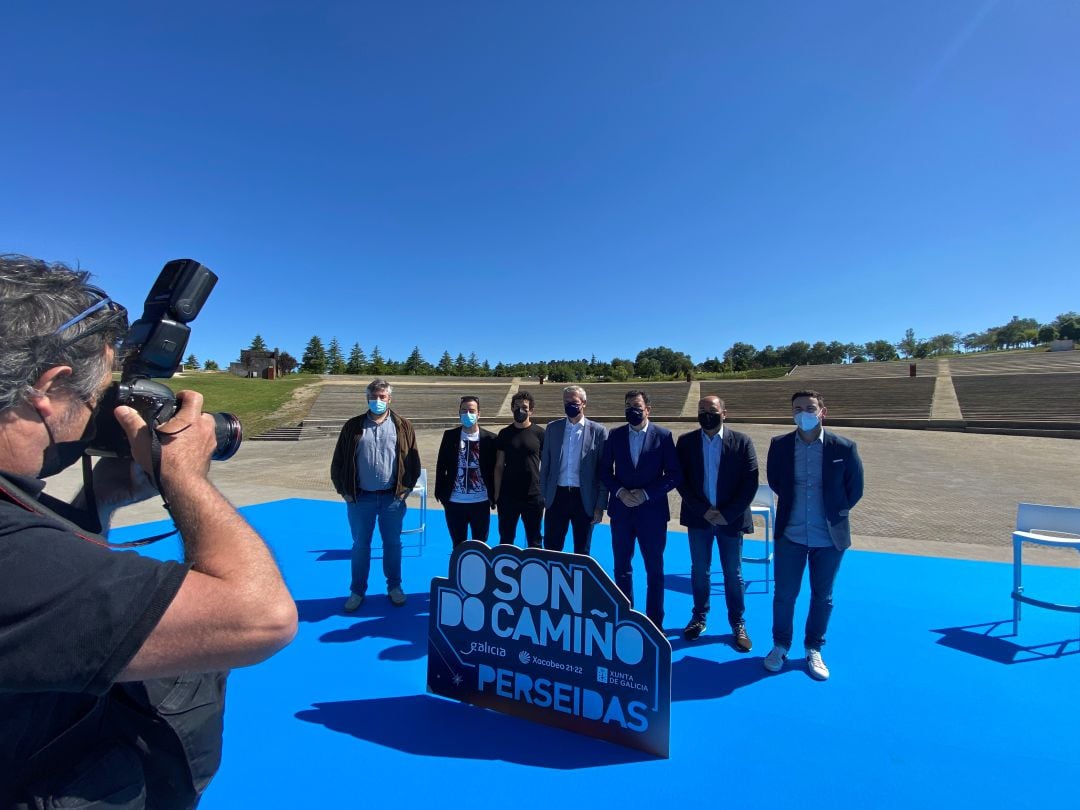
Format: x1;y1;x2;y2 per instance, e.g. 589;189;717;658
112;499;1080;809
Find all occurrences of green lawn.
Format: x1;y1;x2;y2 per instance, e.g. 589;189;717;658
152;373;318;437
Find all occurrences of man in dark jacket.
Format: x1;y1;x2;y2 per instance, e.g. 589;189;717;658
434;395;497;546
330;379;421;611
600;390;682;629
676;396;759;650
763;389;864;681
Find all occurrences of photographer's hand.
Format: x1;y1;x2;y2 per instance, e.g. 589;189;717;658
112;390;297;681
115;390;217;493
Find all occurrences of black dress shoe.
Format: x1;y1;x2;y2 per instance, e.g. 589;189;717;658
732;623;753;652
683;615;707;641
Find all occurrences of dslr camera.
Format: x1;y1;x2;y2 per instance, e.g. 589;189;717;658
89;259;242;461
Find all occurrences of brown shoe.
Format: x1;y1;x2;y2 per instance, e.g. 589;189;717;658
732;623;753;653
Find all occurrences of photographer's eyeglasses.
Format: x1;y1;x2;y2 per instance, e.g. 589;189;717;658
52;285;129;347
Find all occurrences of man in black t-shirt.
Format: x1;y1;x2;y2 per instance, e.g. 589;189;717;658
493;390;545;548
0;256;297;808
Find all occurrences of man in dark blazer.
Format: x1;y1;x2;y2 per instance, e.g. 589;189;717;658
763;389;864;681
435;395;497;547
676;396;759;650
539;385;608;555
600;390;682;629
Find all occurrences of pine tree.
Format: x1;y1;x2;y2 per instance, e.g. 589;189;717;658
437;351;454;375
347;343;368;375
327;337;347;375
371;345;386;375
453;353;467;376
466;352;481;376
404;346;426;375
184;353;200;370
301;336;327;374
250;334;268;352
203;359;219;371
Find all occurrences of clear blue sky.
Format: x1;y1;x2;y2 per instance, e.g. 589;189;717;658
3;1;1078;368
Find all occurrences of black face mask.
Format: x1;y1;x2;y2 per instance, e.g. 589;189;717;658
38;400;99;479
625;407;645;427
698;412;722;431
564;402;582;419
513;408;529;423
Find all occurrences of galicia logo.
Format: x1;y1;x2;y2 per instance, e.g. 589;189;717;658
519;650;532;665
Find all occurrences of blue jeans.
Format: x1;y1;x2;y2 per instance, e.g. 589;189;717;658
347;492;406;595
688;527;745;626
772;534;844;650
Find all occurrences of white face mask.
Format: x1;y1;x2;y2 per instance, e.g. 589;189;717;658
794;411;820;432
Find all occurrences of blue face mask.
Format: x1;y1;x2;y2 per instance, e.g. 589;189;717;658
794;411;819;432
368;399;388;415
460;412;478;428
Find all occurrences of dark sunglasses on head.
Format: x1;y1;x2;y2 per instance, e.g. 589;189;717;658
52;285;129;347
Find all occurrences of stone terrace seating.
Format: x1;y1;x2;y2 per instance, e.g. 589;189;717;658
945;350;1080;376
953;373;1080;422
387;383;513;420
528;382;693;419
786;350;1080;380
705;377;936;419
299;382;513;439
787;360;941;379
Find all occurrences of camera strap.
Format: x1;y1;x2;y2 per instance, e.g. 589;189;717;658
0;470;178;550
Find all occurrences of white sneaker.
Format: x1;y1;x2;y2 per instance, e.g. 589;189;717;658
388;587;407;607
805;648;830;681
763;645;788;673
343;592;365;612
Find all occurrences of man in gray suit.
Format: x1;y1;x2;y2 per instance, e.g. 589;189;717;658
540;385;609;555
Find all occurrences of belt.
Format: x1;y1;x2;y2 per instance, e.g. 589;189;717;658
557;485;580;491
359;488;394;495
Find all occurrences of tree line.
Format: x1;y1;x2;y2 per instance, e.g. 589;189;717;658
708;312;1078;373
184;311;1078;380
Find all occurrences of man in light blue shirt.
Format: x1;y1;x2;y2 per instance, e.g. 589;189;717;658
763;390;864;681
330;380;422;612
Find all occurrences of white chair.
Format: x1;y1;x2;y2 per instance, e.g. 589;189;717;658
742;483;776;592
400;468;428;554
1011;502;1080;633
371;468;427;559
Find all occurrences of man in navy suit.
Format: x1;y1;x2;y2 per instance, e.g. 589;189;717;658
600;390;682;629
763;390;864;681
676;396;759;650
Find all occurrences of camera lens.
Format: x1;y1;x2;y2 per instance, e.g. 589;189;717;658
211;412;243;461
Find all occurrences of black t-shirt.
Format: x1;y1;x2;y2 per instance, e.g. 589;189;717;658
0;472;188;795
497;423;545;502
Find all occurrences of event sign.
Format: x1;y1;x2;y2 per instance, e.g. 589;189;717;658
427;541;671;757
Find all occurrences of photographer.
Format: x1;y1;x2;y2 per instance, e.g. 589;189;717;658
0;256;298;808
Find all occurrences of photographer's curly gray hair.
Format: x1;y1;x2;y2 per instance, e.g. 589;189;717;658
0;255;125;412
